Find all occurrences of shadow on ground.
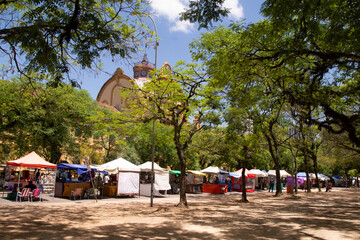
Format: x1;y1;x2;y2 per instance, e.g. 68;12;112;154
0;188;359;239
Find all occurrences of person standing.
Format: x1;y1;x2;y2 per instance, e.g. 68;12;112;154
35;169;40;183
39;173;44;192
269;179;275;192
104;175;110;184
326;181;332;192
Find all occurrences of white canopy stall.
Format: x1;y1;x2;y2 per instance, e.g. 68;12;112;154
95;158;140;197
138;162;171;197
268;170;291;178
250;169;268;189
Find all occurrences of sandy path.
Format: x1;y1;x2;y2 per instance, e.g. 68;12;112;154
1;188;359;239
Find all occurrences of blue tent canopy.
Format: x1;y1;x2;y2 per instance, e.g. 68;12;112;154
297;172;307;178
229;172;240;177
57;163;95;175
332;175;343;179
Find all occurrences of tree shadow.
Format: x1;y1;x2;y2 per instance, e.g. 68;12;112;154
0;189;359;239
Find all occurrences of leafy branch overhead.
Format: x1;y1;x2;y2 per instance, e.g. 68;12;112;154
0;0;151;85
186;0;360;148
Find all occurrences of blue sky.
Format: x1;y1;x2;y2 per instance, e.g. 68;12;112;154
80;0;264;100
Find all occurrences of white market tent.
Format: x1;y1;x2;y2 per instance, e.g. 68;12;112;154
250;169;268;177
138;162;171;197
95;157;140;174
139;161;166;172
231;168;253;177
200;166;228;175
95;157;140;196
250;169;268;188
268;170;291;178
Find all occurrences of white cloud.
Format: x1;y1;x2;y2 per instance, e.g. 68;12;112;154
170;20;194;33
224;0;244;19
151;0;243;33
151;0;193;33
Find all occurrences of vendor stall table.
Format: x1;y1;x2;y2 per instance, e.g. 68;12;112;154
62;182;90;198
103;185;117;197
186;184;203;193
203;183;228;194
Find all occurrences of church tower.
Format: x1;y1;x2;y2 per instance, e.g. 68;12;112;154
96;54;156;110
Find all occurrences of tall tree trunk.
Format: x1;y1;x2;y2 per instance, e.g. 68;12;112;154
264;130;282;196
310;143;321;192
294;159;298;193
304;154;311;193
174;129;188;207
345;172;350;188
312;154;321;192
241;161;248;202
275;166;282;196
290;146;297;194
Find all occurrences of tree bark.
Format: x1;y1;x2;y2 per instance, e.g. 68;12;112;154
304;154;312;193
177;153;188;207
312;152;321;192
174;129;188;208
241;161;248;202
264;129;282;196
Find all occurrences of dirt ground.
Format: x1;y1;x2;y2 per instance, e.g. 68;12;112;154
1;188;359;240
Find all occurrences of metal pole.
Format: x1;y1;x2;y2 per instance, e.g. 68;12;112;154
147;14;158;207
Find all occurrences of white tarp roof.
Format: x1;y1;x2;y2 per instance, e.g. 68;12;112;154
139;162;171;191
231;168;252;177
250;169;268;177
139;161;166;172
268;170;291;177
95;157;140;174
200;166;228;174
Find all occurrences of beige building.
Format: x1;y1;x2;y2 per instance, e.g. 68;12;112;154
96;54;171;110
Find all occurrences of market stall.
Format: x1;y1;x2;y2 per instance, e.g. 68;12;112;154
186;170;205;193
268;170;291;190
268;170;291;178
168;170;181;194
95;157;140;197
296;172;316;189
200;166;229;194
231;168;256;192
5;151;57;199
332;176;346;187
286;176;305;193
317;173;331;187
138;162;171;197
249;169;268;190
55;163;97;198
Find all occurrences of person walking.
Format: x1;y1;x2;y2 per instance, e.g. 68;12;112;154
326;181;332;192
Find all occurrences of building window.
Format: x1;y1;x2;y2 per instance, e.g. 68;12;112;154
134;71;139;78
141;70;147;77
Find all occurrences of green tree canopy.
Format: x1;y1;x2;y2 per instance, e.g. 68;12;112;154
0;0;152;85
124;62;213;207
0;78;97;162
184;0;360;148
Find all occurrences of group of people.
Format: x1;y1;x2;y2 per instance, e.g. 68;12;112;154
6;169;45;200
267;178;333;193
